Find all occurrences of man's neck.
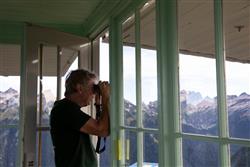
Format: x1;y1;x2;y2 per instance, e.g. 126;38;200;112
66;94;83;107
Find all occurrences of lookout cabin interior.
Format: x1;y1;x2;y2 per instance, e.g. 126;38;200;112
0;0;249;166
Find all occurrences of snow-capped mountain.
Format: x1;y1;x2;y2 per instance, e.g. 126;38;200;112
182;92;250;139
0;88;19;110
119;91;250;167
1;88;249;167
0;88;54;167
180;90;203;105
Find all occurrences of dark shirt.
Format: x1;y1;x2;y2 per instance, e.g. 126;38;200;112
50;98;97;167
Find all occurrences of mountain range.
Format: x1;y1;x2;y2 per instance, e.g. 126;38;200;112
0;88;249;167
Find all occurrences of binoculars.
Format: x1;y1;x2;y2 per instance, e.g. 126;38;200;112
93;84;101;94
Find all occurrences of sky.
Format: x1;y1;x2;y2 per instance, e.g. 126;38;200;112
0;59;78;101
99;42;250;104
1;42;250;104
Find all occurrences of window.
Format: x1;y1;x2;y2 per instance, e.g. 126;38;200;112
36;45;79;167
178;0;220;165
123;14;137;127
99;31;112;167
224;0;250;139
182;139;219;166
111;0;250;166
224;0;250;165
118;0;159;166
106;0;250;167
0;44;21;167
178;0;250;166
179;55;217;136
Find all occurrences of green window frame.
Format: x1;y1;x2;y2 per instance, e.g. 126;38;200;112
109;0;250;166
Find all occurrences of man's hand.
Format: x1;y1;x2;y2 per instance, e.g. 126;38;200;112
99;81;110;103
80;81;110;137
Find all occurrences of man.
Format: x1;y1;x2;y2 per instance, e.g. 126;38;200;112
50;69;110;167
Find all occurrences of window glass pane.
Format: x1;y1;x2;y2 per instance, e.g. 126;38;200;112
224;0;250;140
100;32;109;82
0;44;20;126
140;0;158;129
36;46;79;166
99;136;111;167
36;131;55;167
144;132;158;166
178;0;218;136
0;44;20;167
122;15;136;127
37;46;57;126
180;55;218;136
122;130;137;166
99;32;111;167
0;128;18;167
42;76;57;125
141;49;158;129
0;78;20;126
183;139;219;167
230;144;250;167
36;46;56;166
61;48;79;98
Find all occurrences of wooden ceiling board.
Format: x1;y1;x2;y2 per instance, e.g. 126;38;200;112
0;44;21;76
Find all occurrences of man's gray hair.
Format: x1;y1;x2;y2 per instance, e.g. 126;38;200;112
64;69;96;97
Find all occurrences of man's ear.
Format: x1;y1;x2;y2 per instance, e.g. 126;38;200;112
75;84;83;94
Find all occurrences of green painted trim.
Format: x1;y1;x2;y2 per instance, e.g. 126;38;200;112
109;17;123;167
56;46;62;100
156;0;181;166
135;10;142;130
39;23;85;37
0;21;24;43
225;138;250;147
116;0;148;25
82;0;118;38
17;23;27;167
87;0;148;39
156;0;166;165
214;0;230;166
120;126;159;133
37;44;43;167
181;133;250;147
135;9;143;167
214;0;228;139
0;21;86;43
